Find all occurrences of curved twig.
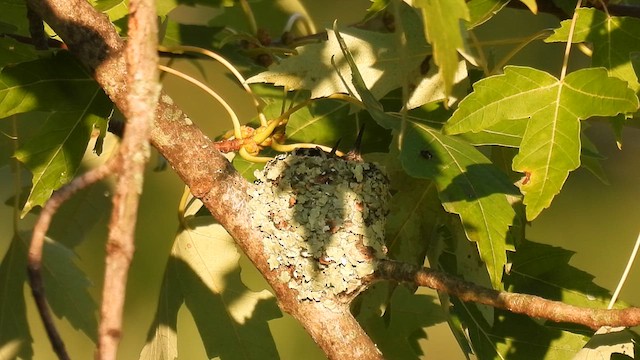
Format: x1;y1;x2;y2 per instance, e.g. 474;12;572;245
27;159;118;360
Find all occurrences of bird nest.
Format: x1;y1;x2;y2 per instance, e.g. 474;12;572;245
247;149;390;307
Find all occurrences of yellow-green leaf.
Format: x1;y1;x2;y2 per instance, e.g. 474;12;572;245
412;0;469;96
248;2;466;108
445;66;638;220
546;8;640;92
173;218;280;359
335;27;516;288
401;121;518;288
1;53;112;216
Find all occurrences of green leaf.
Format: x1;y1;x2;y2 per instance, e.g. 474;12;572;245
90;0;128;31
331;26;400;130
156;0;232;18
0;237;33;360
47;178;114;248
139;257;182;360
580;131;609;185
445;66;638;220
2;52;112;215
173;217;281;359
336;27;515;288
466;0;509;28
285;98;391;153
15;101;111;216
357;285;446;359
456;118;527;148
574;327;636;359
231;155;264;182
518;0;537;14
248;2;465;108
0;0;28;35
365;0;390;20
40;236;98;340
0;52;106;116
413;0;469;96
160;19;226;49
382;152;445;265
451;299;589;360
0;234;97;359
546;8;640;91
401;121;518;288
0;37;38;71
507;240;621;309
447;239;624;360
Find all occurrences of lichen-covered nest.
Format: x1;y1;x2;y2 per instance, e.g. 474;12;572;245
247;151;390;306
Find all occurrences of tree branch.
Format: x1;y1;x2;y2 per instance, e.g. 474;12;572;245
376;259;640;330
95;0;160;358
24;0;640;358
26;0;382;358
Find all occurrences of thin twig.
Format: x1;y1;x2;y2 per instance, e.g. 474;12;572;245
96;0;159;357
376;259;640;330
27;159;118;360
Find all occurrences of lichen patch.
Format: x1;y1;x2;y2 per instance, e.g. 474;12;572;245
247;152;389;305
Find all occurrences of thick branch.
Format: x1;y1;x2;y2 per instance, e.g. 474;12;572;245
26;0;381;358
376;259;640;330
96;0;159;358
25;0;640;358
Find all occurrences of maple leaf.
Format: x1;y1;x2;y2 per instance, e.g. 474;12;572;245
413;0;469;96
546;8;640;92
445;66;639;220
247;3;467;108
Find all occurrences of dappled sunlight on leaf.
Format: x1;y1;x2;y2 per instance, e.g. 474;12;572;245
445;66;638;220
355;283;446;359
0;236;33;360
546;8;640;92
140;217;281;359
248;2;467;108
413;0;469;96
0;53;112;215
402;121;518;289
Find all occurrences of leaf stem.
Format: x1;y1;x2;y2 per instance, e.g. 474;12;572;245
608;231;640;309
468;30;490;76
238;146;272;162
238;0;258;35
158;64;243;139
490;29;554;74
271;140;343;155
283;13;316;36
159;45;268;126
560;0;583;80
392;1;409;149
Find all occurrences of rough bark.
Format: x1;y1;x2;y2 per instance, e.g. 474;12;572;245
96;0;160;357
25;0;382;358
